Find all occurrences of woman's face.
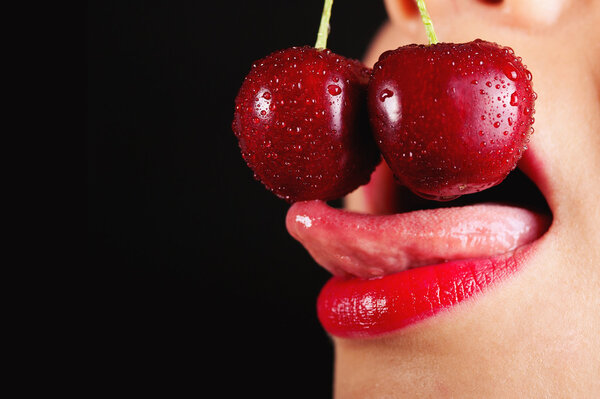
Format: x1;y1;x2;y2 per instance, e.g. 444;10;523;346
287;0;600;397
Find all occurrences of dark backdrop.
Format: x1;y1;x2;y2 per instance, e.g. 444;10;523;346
87;1;386;396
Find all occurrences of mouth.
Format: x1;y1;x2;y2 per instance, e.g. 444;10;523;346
286;158;552;338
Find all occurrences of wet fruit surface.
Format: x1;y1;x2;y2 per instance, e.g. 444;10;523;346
368;39;536;200
233;46;380;202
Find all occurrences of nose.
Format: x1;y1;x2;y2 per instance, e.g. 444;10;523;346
497;0;571;26
384;0;572;29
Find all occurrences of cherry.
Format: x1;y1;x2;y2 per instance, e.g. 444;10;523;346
368;1;536;200
233;47;379;202
232;1;379;202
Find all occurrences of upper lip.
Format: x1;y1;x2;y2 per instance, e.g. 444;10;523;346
286;146;553;279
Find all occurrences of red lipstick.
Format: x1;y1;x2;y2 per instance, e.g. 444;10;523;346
317;247;532;338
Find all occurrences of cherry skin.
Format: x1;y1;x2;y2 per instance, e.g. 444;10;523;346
233;46;380;202
368;39;536;200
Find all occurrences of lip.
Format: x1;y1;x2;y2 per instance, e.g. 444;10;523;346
316;244;535;338
286;181;551;338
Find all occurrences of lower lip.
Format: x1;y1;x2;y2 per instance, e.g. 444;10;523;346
317;244;535;338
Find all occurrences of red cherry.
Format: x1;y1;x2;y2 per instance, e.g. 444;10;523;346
368;39;536;200
233;46;380;202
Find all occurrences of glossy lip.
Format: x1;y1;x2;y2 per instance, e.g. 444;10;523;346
285;156;552;338
316;242;535;338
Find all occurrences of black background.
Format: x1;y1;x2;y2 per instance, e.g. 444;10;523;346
88;1;386;396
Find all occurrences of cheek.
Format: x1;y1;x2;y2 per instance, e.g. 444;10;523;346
523;38;600;217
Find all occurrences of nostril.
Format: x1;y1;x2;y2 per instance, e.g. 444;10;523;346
479;0;503;4
401;0;419;16
383;0;420;24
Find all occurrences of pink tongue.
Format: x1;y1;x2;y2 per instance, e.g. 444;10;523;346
286;201;549;278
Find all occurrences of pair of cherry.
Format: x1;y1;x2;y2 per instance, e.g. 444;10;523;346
233;1;535;203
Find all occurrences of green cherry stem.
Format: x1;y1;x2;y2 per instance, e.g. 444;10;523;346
416;0;438;45
315;0;334;50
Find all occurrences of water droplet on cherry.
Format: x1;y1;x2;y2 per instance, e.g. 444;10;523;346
327;84;341;96
379;89;394;102
502;62;519;81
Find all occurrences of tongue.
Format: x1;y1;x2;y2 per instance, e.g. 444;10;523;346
286;200;550;279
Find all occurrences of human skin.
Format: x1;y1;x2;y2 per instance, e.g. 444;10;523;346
328;0;600;397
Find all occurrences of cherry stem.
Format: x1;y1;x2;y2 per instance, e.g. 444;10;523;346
416;0;438;45
315;0;334;50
